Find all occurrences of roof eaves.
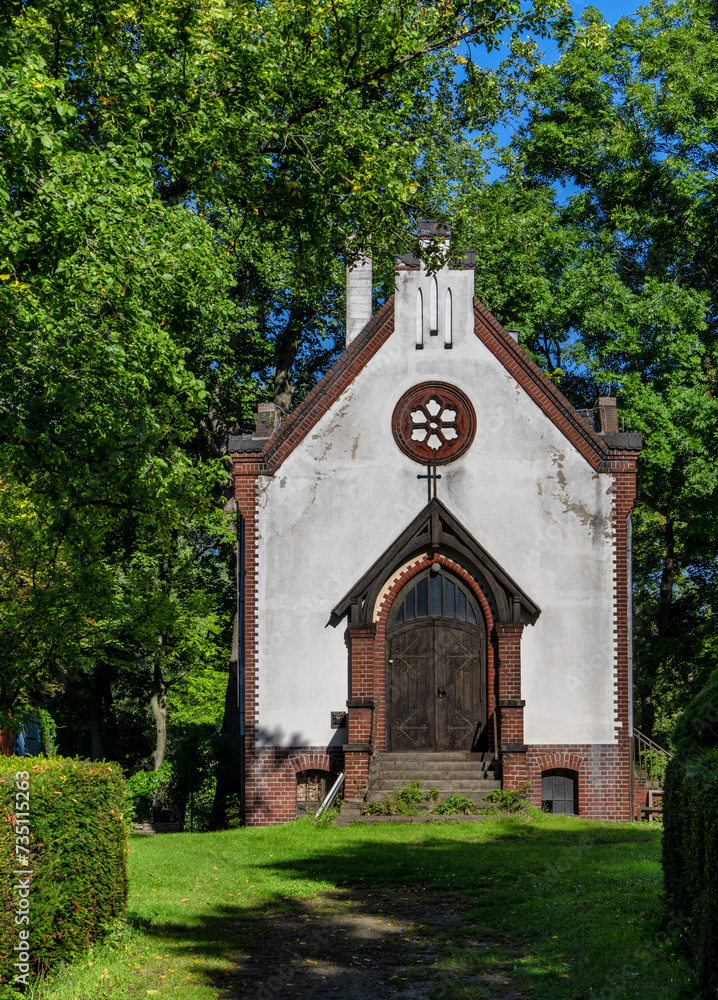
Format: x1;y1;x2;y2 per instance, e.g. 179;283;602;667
261;296;396;471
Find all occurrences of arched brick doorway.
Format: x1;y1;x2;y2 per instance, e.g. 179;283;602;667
385;566;487;752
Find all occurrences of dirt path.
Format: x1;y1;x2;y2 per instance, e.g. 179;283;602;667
211;887;525;1000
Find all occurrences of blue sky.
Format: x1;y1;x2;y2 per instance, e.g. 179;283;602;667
473;0;642;75
537;0;641;60
472;0;641;180
474;0;642;73
510;0;640;64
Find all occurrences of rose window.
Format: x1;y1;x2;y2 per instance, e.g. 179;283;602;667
392;382;476;466
410;397;459;451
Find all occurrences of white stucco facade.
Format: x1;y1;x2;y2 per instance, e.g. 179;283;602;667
253;261;618;751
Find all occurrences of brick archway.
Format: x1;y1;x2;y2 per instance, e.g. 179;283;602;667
290;752;340;775
338;500;538;801
344;552;528;798
527;751;587;815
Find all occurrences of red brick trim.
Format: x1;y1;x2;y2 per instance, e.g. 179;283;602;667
231;294;641;480
290;752;341;776
234;460;261;821
261;297;395;474
609;461;638;822
473;302;612;471
374;553;496;634
356;552;499;761
494;624;524;753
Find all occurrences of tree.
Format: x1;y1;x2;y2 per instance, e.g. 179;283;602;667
454;0;718;741
0;0;252;740
1;0;571;781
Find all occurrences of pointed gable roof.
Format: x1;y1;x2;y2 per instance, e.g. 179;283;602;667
332;497;540;626
229;297;638;473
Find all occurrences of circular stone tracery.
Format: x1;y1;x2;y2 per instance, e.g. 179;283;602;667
392;382;476;466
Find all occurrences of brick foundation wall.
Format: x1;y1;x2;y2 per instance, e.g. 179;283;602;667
245;747;343;826
526;745;627;821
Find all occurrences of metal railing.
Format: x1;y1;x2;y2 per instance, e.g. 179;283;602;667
633;728;672;787
315;771;345;819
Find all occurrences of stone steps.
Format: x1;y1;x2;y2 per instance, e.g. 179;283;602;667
377;752;490;762
365;751;500;806
369;777;498;792
372;763;494;778
365;787;499;805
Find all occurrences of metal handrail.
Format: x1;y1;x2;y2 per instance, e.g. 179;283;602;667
633;728;672;787
315;771;345;819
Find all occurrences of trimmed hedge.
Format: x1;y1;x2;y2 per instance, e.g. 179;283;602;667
663;748;718;1000
0;757;129;987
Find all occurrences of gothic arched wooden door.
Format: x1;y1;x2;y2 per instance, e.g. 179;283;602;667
386;568;487;752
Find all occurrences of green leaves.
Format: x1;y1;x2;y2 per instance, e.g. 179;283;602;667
0;0;573;740
493;0;718;742
0;17;239;720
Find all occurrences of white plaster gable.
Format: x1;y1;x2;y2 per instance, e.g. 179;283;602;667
394;263;475;351
254;271;618;749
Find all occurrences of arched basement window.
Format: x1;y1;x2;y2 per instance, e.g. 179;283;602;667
541;769;578;815
296;770;332;817
392;568;478;625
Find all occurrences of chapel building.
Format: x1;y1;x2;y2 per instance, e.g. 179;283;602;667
229;222;641;825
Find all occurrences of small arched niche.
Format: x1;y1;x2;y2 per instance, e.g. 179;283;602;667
429;275;438;335
444;288;452;349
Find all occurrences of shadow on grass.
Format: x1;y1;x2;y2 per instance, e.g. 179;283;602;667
129;821;690;1000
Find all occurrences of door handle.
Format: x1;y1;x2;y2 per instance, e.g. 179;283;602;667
437;687;446;698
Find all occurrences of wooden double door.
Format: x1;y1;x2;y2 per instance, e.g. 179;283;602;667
387;618;486;752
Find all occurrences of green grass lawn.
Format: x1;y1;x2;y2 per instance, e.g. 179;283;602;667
31;812;695;1000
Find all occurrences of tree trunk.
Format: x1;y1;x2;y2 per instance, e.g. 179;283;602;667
639;516;676;739
209;613;242;829
150;639;168;772
273;302;314;413
89;669;104;761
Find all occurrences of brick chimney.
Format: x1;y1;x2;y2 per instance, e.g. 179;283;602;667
578;397;621;435
253;402;279;439
597;397;619;434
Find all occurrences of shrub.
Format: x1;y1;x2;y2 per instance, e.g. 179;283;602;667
663;749;718;1000
126;725;230;832
125;762;173;823
393;780;423;807
484;782;531;813
167;723;229;831
362;781;431;816
0;757;129;986
432;794;476;815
